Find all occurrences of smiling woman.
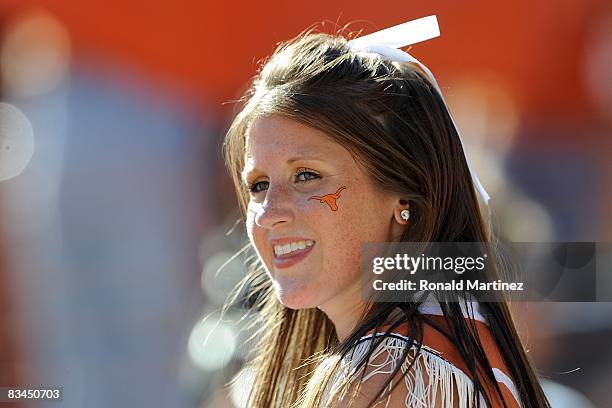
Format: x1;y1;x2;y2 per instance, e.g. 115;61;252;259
222;16;550;408
241;115;407;318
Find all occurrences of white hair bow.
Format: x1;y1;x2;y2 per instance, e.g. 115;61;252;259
348;15;490;205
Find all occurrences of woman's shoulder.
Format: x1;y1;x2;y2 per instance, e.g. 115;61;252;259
335;301;522;407
339;332;478;407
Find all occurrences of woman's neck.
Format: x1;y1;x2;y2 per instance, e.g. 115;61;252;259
317;280;367;342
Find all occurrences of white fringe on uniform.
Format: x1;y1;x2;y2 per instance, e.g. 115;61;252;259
324;332;521;407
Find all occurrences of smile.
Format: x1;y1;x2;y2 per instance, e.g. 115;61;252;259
274;239;314;256
272;239;315;269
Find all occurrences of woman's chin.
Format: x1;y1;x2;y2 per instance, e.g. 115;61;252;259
273;284;321;310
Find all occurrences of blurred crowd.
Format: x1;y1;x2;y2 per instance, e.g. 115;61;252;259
0;2;611;407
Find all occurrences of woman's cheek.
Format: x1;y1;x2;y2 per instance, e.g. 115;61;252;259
317;197;361;261
245;202;263;251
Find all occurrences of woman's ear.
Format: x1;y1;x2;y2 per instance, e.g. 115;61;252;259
389;198;410;241
394;199;410;225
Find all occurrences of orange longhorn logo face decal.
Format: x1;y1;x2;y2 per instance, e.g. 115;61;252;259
309;186;346;212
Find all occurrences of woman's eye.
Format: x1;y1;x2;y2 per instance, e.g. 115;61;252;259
296;169;320;183
248;181;269;193
247;169;319;195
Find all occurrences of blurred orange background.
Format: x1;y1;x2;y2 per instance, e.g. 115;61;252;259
1;0;607;122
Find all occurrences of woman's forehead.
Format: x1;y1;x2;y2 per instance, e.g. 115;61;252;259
244;115;345;160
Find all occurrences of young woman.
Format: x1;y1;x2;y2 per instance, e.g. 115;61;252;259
222;16;550;408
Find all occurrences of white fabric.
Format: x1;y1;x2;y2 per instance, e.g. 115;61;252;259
417;292;489;325
348;15;440;50
493;367;522;406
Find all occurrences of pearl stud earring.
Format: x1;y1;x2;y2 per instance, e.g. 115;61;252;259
400;209;410;221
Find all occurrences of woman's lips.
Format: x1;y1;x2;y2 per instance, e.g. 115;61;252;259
273;244;315;269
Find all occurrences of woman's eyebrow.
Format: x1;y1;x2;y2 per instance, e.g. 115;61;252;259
286;155;326;164
241;154;328;183
240;168;256;185
240;159;255;184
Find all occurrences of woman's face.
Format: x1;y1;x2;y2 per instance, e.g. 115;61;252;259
243;114;403;311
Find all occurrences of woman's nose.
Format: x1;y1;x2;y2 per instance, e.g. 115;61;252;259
254;185;295;229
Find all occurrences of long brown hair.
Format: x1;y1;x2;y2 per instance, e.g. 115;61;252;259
222;28;550;408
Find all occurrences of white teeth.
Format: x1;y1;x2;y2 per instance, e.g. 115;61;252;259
274;240;314;256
